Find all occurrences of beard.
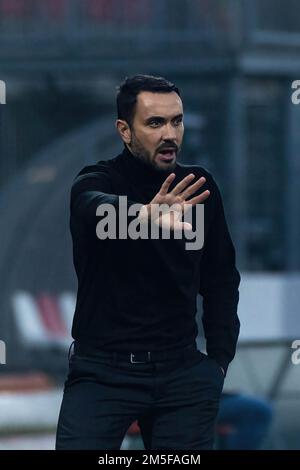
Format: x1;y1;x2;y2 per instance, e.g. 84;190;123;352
129;132;179;173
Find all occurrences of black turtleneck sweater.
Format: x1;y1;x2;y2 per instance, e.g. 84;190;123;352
70;146;240;373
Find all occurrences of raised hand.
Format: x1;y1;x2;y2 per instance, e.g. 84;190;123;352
138;173;210;231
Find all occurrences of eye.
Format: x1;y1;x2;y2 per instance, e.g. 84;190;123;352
173;117;183;126
148;119;162;128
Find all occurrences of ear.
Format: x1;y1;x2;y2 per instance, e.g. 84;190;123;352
115;119;132;144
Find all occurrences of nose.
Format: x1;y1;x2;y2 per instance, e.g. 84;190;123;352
162;122;177;141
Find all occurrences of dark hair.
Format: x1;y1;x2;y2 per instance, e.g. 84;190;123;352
116;74;181;127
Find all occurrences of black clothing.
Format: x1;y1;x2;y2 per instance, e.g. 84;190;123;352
56;346;224;450
70;146;240;374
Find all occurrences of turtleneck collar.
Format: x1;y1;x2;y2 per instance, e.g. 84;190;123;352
116;145;178;187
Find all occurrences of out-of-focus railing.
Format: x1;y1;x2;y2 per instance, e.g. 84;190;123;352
0;0;242;47
1;0;300;50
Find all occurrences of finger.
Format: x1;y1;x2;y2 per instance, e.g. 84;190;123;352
184;189;210;206
172;221;192;232
180;177;206;200
172;173;195;195
182;222;193;231
158;173;176;196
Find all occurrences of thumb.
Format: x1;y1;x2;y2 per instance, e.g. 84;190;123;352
182;222;193;231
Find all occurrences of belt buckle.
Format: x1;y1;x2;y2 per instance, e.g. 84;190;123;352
130;352;151;364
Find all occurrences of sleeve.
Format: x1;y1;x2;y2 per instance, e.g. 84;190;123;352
198;175;240;375
70;164;140;230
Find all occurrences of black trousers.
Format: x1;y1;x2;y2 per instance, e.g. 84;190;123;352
55;343;224;450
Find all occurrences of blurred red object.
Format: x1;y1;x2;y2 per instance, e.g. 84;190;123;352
46;0;67;20
0;0;29;17
127;420;141;435
0;372;54;393
86;0;114;22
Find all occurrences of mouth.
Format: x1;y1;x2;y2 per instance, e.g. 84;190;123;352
156;148;177;163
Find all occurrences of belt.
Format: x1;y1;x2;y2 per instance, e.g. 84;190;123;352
72;341;197;364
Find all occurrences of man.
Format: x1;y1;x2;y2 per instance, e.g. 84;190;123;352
56;74;240;450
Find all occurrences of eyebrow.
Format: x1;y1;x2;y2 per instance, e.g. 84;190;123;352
145;113;183;124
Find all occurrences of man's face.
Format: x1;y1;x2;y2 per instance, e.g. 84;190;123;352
123;91;184;172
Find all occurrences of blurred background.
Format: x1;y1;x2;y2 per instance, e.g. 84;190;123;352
0;0;300;450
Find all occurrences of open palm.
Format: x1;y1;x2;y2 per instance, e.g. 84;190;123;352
138;173;210;231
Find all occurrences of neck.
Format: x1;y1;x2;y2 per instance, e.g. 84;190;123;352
118;145;177;186
126;144;175;173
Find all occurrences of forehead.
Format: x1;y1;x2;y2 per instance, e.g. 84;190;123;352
135;91;183;119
